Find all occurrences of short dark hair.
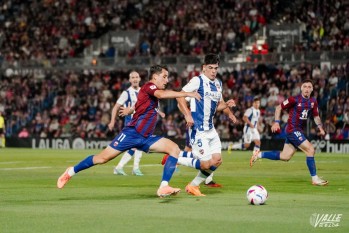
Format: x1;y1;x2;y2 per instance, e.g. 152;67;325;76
302;78;314;86
204;53;220;65
253;96;260;102
149;65;168;80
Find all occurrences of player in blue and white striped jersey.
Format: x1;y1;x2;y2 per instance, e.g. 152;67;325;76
177;53;237;196
230;97;261;153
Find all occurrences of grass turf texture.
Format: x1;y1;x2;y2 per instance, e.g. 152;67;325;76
1;149;348;233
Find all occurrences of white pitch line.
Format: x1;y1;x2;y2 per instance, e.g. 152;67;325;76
0;166;51;171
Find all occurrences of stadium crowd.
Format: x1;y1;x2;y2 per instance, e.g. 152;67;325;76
1;61;348;141
1;0;348;65
0;0;349;142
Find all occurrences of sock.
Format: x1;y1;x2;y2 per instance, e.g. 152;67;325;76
73;155;94;173
1;137;5;147
306;156;317;176
160;155;178;188
177;157;200;169
179;151;193;158
232;143;243;150
116;152;132;169
191;170;211;186
254;145;260;151
205;173;214;184
133;150;142;170
261;151;280;160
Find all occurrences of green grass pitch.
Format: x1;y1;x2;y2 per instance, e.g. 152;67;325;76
1;149;348;233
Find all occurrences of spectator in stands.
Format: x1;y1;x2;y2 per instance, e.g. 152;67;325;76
18;127;30;138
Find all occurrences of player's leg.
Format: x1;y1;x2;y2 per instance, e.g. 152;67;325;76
250;140;296;167
298;139;328;186
147;137;181;197
113;149;135;175
252;129;261;152
57;146;122;188
57;128;135;188
186;129;222;196
132;149;144;176
0;132;5;148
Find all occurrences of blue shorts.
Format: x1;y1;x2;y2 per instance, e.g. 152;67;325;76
285;131;307;147
109;127;162;153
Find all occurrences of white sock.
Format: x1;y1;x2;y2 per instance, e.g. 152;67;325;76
178;157;199;169
179;151;193;158
205;173;214;184
68;167;76;176
232;143;243;150
116;152;132;169
190;170;209;186
160;181;169;188
254;146;260;152
133;150;142;170
311;175;319;181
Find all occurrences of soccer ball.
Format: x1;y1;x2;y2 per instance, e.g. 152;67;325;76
246;185;268;205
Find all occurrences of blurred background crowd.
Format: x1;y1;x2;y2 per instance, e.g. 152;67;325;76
0;0;348;141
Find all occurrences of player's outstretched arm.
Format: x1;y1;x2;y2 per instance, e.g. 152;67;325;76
154;90;200;100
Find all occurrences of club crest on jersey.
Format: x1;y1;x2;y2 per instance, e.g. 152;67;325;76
298;103;302;107
113;141;119;147
311;102;314;108
150;85;156;90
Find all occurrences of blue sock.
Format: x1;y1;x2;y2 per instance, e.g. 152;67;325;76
261;151;280;160
209;165;217;171
73;155;94;173
128;149;135;156
161;155;178;182
306;156;317;176
200;169;211;177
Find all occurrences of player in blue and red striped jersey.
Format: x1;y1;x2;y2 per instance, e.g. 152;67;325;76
250;79;328;186
57;65;201;197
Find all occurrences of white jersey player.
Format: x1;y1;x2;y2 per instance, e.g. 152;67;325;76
177;53;237;196
230;97;261;153
108;71;144;176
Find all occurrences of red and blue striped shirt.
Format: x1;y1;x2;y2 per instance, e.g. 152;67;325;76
128;82;159;137
281;95;319;134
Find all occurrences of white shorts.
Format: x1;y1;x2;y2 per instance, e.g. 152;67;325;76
189;128;221;161
243;127;260;144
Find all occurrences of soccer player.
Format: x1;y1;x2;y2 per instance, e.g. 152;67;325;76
229;97;261;153
57;65;201;197
161;99;237;188
109;71;163;176
176;53;237;196
0;111;5;148
250;79;328;186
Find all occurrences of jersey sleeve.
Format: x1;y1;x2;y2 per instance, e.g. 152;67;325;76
281;96;296;110
116;91;128;105
182;76;200;92
244;108;253;117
